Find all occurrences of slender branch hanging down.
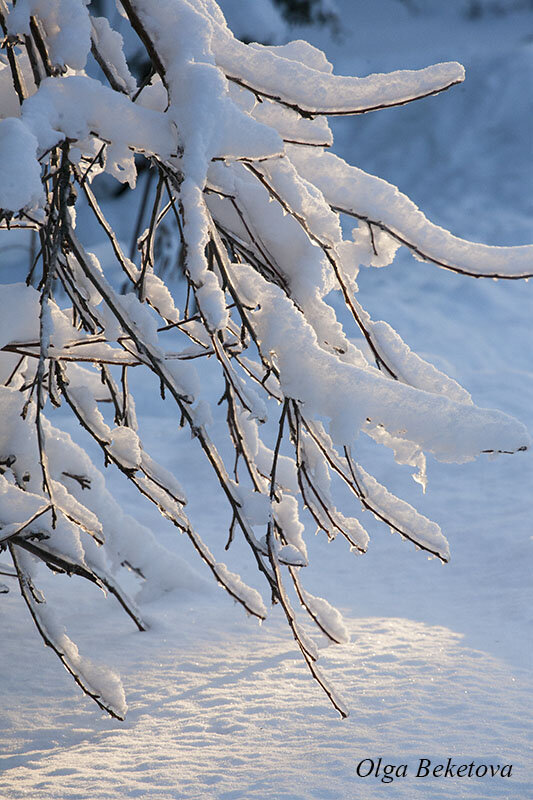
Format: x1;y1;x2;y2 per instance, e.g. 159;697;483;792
0;0;530;719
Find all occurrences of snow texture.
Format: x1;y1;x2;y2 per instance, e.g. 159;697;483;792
0;119;43;211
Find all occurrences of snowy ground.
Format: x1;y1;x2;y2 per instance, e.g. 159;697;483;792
1;2;533;799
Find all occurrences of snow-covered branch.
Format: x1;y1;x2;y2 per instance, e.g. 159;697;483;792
0;0;530;719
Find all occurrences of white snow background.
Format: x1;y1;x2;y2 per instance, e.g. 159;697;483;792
1;1;532;798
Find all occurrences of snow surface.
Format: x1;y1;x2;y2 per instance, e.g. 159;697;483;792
1;1;532;799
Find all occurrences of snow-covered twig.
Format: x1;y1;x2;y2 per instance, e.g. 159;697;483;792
0;0;529;720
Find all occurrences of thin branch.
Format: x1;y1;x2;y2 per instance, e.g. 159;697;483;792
244;163;398;378
226;73;463;119
332;206;533;280
117;0;168;87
